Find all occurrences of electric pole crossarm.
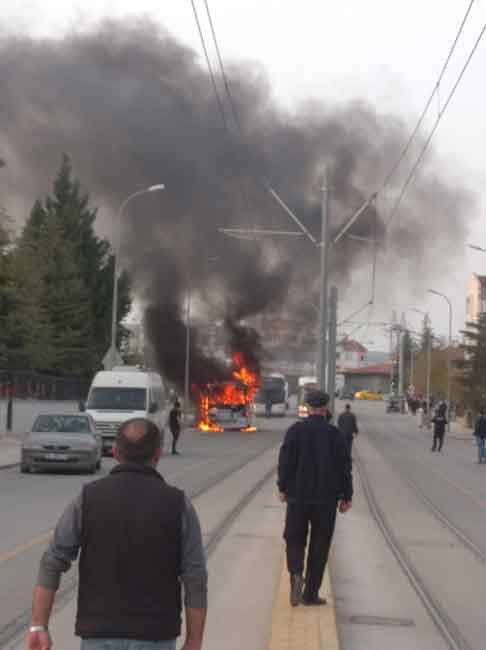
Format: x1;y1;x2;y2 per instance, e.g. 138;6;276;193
332;193;377;245
266;184;319;245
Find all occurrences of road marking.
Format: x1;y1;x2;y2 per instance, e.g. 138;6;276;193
0;531;52;566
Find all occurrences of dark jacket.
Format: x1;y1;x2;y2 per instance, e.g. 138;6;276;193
76;463;184;641
337;411;358;441
278;415;353;504
474;415;486;439
432;414;447;436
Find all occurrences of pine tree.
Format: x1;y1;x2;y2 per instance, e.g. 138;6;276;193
456;316;486;412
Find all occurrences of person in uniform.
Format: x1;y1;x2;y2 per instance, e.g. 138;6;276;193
278;390;353;607
169;400;182;455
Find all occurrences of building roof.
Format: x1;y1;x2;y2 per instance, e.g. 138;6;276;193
342;363;391;376
339;339;367;353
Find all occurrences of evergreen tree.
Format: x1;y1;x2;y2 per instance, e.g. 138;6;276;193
456;316;486;412
8;155;132;375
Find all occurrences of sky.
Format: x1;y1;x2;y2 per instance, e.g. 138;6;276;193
2;0;486;348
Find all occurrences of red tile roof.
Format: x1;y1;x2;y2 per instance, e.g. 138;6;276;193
342;363;392;376
340;339;367;353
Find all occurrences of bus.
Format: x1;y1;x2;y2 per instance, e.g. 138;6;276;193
297;376;318;418
254;373;289;417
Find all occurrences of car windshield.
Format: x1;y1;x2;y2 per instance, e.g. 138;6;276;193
87;387;147;411
33;415;92;433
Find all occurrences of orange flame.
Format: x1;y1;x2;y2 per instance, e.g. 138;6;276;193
197;353;260;432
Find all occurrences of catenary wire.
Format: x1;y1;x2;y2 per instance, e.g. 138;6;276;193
380;0;476;192
386;21;485;229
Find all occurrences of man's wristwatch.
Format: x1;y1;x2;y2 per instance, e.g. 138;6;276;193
29;625;48;633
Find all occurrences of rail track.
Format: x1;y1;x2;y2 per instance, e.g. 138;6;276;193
0;447;277;649
356;450;474;650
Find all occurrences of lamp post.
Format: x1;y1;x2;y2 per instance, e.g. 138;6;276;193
428;289;453;429
105;184;165;369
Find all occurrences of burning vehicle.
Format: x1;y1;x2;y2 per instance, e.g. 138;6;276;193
197;353;259;432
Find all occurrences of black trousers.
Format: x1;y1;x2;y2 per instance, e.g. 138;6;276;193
170;425;180;451
284;502;337;600
432;432;444;451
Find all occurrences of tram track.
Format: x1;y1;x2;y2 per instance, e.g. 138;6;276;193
0;445;278;649
356;450;473;650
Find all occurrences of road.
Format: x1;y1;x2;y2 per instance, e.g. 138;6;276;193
333;401;486;650
0;417;289;648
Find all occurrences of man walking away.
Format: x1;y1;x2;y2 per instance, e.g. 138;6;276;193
28;418;207;650
337;403;359;453
474;408;486;464
278;390;353;608
431;403;447;452
169;399;182;455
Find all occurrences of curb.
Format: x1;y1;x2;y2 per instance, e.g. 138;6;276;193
267;553;340;650
0;462;19;470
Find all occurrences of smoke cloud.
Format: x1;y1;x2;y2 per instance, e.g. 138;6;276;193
0;19;475;387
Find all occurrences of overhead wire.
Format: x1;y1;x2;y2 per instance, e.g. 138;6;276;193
380;0;477;192
386;21;485;229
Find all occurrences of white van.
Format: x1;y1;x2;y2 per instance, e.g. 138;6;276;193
82;367;167;455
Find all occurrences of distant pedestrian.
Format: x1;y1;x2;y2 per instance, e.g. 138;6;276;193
337;403;359;453
169;399;182;455
474;409;486;464
278;390;353;608
419;400;428;430
431;404;447;452
27;418;207;650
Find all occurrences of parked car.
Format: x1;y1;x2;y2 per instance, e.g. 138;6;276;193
355;390;384;401
21;414;102;474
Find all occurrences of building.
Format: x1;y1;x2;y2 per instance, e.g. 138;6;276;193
466;273;486;323
342;363;392;394
336;339;367;370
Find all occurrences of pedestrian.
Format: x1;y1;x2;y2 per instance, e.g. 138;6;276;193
278;390;353;608
169;399;182;455
419;400;428;430
474;408;486;464
431;403;447;452
27;418;207;650
337;403;359;453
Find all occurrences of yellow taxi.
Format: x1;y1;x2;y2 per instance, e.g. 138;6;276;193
354;390;383;401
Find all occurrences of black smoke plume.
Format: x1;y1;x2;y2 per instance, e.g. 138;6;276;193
0;19;475;388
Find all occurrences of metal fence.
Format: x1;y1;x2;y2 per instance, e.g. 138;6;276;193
0;370;90;401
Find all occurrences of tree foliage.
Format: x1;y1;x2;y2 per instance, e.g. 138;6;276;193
2;155;131;376
456;316;486;412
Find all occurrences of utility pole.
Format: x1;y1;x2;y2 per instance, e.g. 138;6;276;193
425;314;432;424
318;169;329;391
399;327;405;413
328;286;338;419
184;289;191;430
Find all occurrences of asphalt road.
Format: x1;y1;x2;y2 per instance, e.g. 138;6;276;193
0;416;290;646
344;401;486;650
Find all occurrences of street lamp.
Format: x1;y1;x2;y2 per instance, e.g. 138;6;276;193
428;289;453;429
105;184;165;369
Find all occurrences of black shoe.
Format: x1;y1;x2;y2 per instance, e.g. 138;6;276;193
290;574;303;607
172;450;180;455
302;596;327;606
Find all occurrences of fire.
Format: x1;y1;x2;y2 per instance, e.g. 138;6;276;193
197;353;260;432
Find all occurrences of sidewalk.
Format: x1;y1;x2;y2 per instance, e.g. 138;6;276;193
0;435;21;468
6;448;341;650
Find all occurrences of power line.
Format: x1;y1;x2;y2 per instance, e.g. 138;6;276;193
189;0;229;134
386;21;485;229
380;0;476;192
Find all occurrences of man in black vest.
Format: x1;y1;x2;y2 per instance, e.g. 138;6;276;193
278;390;353;607
27;418;207;650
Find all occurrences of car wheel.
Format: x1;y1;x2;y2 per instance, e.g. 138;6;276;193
20;463;30;474
96;459;101;470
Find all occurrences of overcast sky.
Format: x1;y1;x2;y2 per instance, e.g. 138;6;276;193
3;0;486;347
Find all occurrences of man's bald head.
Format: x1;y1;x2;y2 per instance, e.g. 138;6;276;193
115;418;162;465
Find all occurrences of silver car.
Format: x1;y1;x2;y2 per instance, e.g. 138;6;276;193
21;414;102;474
